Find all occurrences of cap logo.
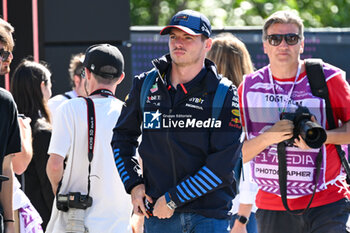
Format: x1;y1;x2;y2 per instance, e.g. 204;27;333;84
201;24;210;35
91;64;95;70
174;15;189;22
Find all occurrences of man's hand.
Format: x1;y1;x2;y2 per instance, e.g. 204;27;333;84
293;135;312;150
131;184;152;218
152;195;174;219
293;115;317;150
243;119;294;162
230;220;247;233
230;204;251;233
265;119;294;144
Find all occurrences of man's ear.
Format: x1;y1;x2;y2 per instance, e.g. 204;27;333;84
300;40;304;54
116;72;125;85
205;38;212;50
263;41;268;54
40;81;46;94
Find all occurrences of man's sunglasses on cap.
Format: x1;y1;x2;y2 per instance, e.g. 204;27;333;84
266;33;300;46
0;48;11;62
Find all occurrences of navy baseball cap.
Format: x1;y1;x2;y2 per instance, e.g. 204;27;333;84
160;10;212;38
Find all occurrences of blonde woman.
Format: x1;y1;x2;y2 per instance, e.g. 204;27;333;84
207;33;258;233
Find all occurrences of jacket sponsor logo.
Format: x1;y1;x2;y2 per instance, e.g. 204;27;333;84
231;109;240;117
186;97;205;110
232;101;239;108
143;110;221;129
188;97;204;104
232;95;239;108
148;95;161;101
185;103;203;110
150;83;158;93
146;95;162;106
229;117;241;129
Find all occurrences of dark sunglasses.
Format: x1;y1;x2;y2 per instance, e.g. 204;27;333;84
0;48;11;61
266;33;300;46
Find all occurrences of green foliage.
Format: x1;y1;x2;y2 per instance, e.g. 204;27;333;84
130;0;350;27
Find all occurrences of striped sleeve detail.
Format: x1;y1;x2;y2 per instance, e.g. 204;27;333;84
114;148;130;184
202;166;223;184
175;166;223;204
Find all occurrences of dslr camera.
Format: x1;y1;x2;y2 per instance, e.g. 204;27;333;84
56;192;93;212
280;106;327;148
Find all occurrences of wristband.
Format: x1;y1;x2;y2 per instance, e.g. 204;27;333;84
164;192;177;210
4;219;14;223
236;215;249;225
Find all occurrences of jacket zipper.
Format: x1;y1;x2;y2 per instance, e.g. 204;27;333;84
165;113;177;187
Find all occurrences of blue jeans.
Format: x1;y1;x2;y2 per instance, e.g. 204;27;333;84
144;212;231;233
231;213;258;233
256;198;350;233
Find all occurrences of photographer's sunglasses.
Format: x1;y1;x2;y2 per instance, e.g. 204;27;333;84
0;48;11;62
267;33;300;46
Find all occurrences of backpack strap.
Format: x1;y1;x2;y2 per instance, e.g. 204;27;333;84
140;69;158;114
212;77;232;120
305;59;329;99
305;59;334;128
305;58;350;183
211;77;243;193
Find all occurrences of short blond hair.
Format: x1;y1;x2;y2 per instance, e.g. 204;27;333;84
263;10;304;41
68;53;84;88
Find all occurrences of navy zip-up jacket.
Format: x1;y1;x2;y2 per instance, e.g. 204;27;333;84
111;55;242;219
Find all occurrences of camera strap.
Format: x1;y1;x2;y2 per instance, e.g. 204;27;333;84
305;59;350;183
277;142;323;215
82;89;113;197
55;90;113;198
82;97;96;197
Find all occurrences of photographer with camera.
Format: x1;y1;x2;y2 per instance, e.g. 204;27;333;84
238;10;350;233
46;44;132;233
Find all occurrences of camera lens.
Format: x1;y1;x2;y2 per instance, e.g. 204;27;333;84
66;209;86;233
301;121;327;148
307;129;318;141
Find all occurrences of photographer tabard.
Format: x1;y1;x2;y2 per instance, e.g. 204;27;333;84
46;44;133;233
239;10;350;233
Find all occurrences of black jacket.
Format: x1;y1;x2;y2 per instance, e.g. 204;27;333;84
111;55;242;219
